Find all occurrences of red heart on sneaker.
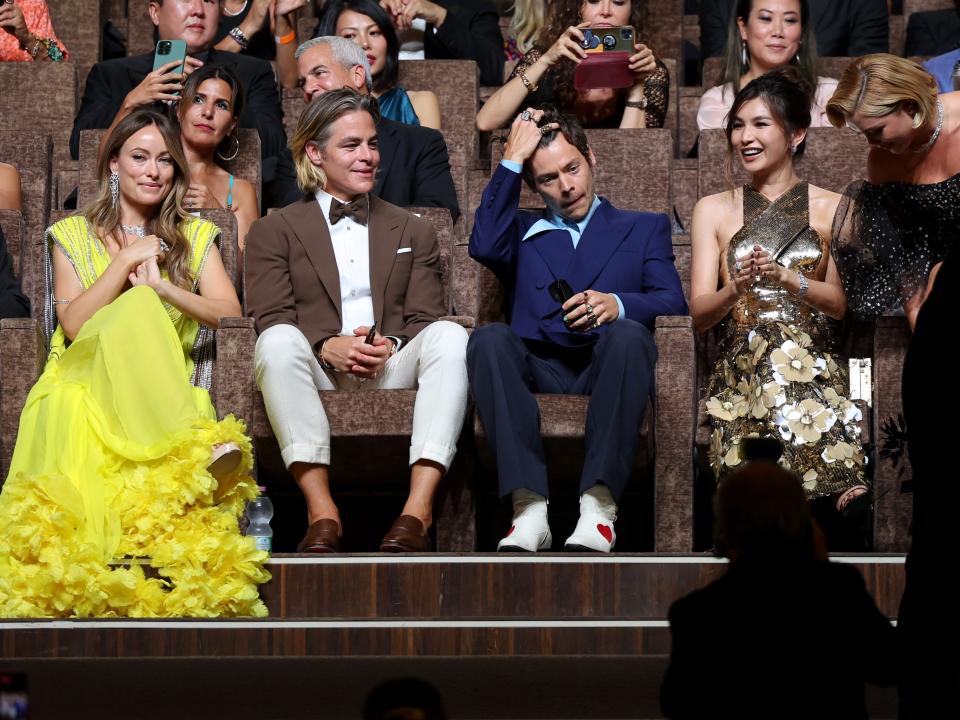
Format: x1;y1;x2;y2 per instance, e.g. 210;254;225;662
597;524;613;543
505;525;515;537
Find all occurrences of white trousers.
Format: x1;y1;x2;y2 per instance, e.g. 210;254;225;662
254;321;469;470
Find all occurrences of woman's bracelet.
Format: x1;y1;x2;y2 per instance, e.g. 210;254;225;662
275;30;296;45
795;271;809;298
229;26;250;50
518;67;538;93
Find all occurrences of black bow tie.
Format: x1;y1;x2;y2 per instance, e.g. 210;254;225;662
328;196;369;226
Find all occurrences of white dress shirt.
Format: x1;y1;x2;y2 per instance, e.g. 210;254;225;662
315;189;375;336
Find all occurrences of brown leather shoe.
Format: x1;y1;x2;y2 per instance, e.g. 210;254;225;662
380;515;430;553
297;519;341;553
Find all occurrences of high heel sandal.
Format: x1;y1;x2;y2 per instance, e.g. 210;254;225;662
207;442;242;480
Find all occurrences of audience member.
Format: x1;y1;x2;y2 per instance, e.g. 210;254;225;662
375;0;504;86
71;0;299;210
214;0;305;90
176;63;259;249
317;0;441;127
364;677;447;720
899;245;960;719
826;55;960;327
0;162;21;210
697;0;836;131
905;0;960;59
477;0;669;131
295;36;460;219
467;107;687;553
660;461;898;719
503;0;544;63
692;68;869;513
700;0;888;59
911;1;960;93
0;108;268;618
0;0;66;62
246;88;469;554
0;224;29;319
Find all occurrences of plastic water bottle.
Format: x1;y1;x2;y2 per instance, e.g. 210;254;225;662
245;487;274;553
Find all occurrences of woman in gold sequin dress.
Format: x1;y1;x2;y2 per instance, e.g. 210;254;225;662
690;68;869;511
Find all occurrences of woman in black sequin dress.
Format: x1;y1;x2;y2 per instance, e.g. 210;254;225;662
826;54;960;328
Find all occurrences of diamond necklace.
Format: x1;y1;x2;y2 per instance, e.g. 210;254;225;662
121;224;146;237
222;0;249;17
916;99;944;155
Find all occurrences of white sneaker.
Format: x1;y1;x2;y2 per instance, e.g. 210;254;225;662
564;485;617;552
498;489;552;552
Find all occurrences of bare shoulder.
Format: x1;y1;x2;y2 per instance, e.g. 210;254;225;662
694;188;738;219
808;184;841;238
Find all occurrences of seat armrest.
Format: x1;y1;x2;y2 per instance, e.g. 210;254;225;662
211;317;257;425
0;318;46;482
653;315;697;551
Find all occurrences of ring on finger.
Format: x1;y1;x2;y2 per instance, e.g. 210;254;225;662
539;125;550;135
585;303;594;314
520;110;532;121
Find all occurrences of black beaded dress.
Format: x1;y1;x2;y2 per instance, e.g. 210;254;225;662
704;183;867;498
831;173;960;319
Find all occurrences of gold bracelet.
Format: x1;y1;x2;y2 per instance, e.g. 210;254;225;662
518;67;538;93
318;338;338;372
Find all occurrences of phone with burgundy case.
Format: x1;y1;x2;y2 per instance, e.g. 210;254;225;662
574;26;635;91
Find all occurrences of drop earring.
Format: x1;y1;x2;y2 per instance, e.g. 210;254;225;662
109;171;120;208
741;40;749;68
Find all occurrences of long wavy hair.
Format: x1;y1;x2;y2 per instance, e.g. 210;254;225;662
717;0;818;96
84;108;194;291
535;0;647;112
509;0;546;56
316;0;400;95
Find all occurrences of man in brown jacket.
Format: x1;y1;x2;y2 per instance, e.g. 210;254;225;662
245;89;469;553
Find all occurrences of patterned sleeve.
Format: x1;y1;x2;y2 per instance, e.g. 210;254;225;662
24;0;69;60
640;59;670;129
508;48;555;107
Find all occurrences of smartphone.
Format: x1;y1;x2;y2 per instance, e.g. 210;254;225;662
152;39;187;85
365;323;377;345
580;26;635;54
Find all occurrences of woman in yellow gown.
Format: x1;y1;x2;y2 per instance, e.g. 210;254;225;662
0;108;269;617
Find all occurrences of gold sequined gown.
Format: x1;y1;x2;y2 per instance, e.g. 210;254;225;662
705;183;867;498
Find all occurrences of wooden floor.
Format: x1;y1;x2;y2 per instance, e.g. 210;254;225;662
1;554;905;660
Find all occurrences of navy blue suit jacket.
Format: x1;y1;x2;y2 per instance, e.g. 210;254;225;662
469;164;687;348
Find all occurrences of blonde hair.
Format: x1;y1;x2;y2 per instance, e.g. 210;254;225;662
84;108;194;290
290;88;380;194
826;54;938;130
509;0;545;56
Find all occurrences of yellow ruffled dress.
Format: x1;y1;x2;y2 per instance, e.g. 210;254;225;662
0;216;269;618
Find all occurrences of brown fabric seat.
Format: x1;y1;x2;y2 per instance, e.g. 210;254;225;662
0;64;77;171
47;0;102;98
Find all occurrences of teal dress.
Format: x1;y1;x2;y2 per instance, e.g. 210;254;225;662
377;86;420;126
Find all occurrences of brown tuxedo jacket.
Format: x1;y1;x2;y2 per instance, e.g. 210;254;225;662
244;194;446;354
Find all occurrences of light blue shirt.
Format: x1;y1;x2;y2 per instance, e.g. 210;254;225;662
500;159;626;321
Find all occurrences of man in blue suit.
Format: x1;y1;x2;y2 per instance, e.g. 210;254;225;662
467;107;687;553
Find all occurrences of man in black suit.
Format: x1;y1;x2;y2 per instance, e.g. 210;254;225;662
700;0;888;59
660;461;898;720
71;0;300;208
296;36;460;220
373;0;503;86
906;0;960;57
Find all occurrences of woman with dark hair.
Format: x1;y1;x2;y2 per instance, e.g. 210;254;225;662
476;0;668;131
697;0;835;131
826;54;960;328
177;63;259;249
0;108;268;618
690;68;868;514
315;0;440;128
